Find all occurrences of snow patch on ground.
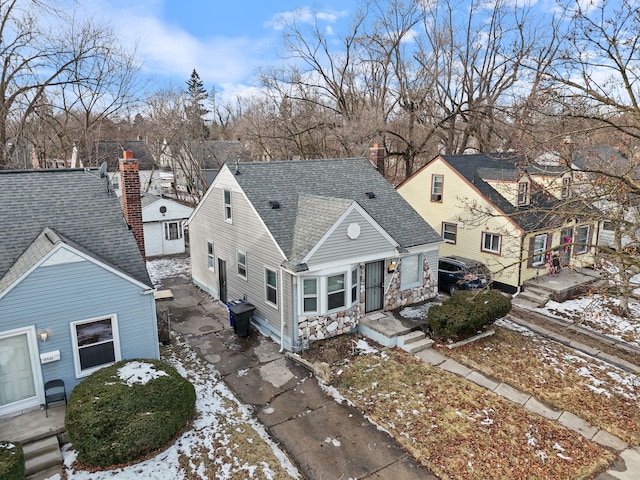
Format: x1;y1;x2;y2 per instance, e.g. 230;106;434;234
146;256;191;287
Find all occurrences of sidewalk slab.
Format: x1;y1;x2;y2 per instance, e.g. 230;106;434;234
558;411;598;439
465;371;499;391
493;383;530;405
569;340;601;356
415;348;447;366
524;397;562;420
592;430;628;451
439;359;473;377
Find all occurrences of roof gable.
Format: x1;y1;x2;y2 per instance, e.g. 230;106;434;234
0;169;152;289
439;153;566;232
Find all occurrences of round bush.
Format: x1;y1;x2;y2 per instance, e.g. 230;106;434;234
65;358;196;468
0;441;24;480
428;289;511;339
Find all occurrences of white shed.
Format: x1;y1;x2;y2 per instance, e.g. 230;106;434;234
142;194;194;257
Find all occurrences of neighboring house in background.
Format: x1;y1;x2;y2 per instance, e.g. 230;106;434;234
398;153;597;293
159;140;250;193
0;154;158;418
141;193;194;257
188;158;442;351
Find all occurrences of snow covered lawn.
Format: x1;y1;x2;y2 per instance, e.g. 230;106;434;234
539;294;640;348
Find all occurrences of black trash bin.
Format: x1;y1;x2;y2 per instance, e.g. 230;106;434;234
229;302;255;337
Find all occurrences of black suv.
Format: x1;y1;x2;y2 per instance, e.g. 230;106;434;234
437;256;491;295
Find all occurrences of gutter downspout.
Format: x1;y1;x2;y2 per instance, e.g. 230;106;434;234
515;233;525;297
279;266;285;352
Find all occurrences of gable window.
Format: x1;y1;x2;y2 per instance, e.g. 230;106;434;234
164;221;183;240
517;181;530;205
302;278;318;313
237;251;247;279
576;225;590;254
442;222;457;243
207;241;215;269
351;267;359;304
223;189;232;222
561;176;571;198
431;175;443;202
265;268;278;306
400;254;422;290
327;273;345;310
71;316;121;377
531;233;548;266
481;232;501;254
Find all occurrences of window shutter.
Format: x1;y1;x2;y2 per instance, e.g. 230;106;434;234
527;235;535;267
164;222;168;240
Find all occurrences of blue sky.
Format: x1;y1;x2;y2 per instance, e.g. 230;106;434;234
79;0;359;99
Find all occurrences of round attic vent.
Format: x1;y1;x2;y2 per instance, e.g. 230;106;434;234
159;206;167;214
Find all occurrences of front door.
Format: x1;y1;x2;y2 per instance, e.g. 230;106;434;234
365;261;385;313
218;258;227;304
0;327;42;416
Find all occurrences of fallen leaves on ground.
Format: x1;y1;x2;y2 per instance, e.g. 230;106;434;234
438;320;640;444
326;343;614;480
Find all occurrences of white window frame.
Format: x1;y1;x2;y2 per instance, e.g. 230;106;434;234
302;277;318;314
223;189;232;222
431;174;443;202
351;267;359;305
207;241;215;270
532;233;547;266
442;222;457;243
237;251;247;279
481;232;501;254
517;180;529;205
265;268;278;307
70;315;121;378
561;175;571;198
400;254;422;290
576;225;590;254
164;221;183;241
327;273;346;311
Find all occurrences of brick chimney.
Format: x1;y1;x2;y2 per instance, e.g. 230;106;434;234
119;151;145;260
369;143;385;177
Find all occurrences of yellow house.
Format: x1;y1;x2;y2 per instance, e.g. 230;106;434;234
397;153;597;293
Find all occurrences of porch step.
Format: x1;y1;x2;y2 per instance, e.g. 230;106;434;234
518;285;551;307
397;331;434;354
23;435;62;479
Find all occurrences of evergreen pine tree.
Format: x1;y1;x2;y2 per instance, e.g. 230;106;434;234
184;69;209;140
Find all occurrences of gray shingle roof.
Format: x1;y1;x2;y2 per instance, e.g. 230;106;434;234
231;158;441;258
0;169;152;290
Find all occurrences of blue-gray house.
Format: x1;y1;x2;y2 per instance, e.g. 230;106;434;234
0;158;158;418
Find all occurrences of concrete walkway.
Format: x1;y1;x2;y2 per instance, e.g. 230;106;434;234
160;276;436;480
160;275;639;479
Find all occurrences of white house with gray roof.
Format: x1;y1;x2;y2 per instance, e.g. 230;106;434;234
188;157;441;351
141;194;193;257
0;166;158;418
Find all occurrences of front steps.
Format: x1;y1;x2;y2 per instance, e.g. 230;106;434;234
517;284;552;307
24;435;62;479
397;330;434;354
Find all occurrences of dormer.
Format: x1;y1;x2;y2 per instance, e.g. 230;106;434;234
517;176;531;206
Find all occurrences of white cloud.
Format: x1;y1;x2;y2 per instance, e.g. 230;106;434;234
265;7;348;31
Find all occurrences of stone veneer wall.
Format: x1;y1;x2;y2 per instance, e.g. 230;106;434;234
384;255;436;310
297;257;436;348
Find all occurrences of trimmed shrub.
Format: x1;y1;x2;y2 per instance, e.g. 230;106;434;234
65;358;196;468
0;441;24;480
428;289;511;339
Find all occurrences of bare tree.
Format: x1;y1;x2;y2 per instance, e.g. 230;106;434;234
0;0;139;168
